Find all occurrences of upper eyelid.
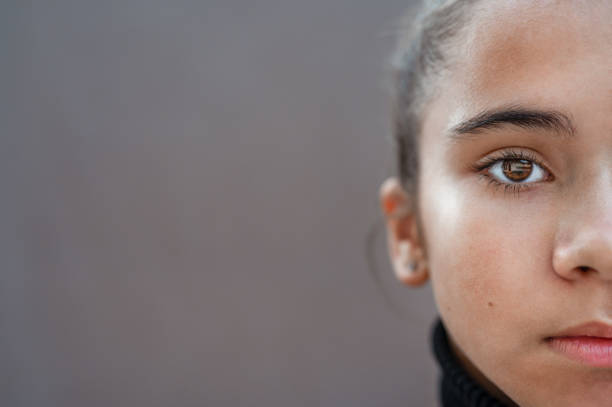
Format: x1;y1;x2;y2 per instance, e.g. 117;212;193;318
484;156;544;170
474;149;549;170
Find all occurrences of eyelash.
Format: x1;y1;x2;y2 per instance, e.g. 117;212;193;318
470;149;553;196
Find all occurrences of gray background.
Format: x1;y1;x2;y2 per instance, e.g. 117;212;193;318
1;0;438;406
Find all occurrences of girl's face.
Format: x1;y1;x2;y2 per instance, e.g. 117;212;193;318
387;1;612;405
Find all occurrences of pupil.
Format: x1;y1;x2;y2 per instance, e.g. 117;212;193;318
502;159;532;181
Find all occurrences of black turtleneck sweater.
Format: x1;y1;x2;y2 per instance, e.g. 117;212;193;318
431;319;509;407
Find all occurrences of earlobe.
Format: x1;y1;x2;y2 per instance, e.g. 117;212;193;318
379;177;429;286
393;241;429;286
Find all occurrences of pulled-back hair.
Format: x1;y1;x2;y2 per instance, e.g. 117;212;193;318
391;0;478;196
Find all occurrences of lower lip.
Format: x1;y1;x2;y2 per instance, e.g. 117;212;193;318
547;337;612;367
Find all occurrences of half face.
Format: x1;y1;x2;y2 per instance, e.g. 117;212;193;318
417;1;612;406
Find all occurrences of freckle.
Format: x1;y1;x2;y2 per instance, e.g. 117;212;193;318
488;302;494;307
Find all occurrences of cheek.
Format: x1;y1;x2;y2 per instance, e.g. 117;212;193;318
420;180;558;351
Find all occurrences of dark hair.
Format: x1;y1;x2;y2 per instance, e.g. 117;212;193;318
367;1;479;306
392;0;478;197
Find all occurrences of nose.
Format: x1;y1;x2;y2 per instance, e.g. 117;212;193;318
552;194;612;282
553;230;612;281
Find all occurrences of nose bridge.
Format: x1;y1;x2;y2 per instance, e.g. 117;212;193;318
579;159;612;228
573;150;612;211
580;181;612;230
554;166;612;280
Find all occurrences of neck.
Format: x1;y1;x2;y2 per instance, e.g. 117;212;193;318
446;333;518;406
431;318;516;407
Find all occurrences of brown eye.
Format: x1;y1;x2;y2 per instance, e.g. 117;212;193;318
502;159;532;182
488;157;547;184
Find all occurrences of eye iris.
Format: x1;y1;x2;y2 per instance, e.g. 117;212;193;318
502;159;533;182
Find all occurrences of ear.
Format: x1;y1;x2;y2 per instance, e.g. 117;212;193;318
379;177;428;286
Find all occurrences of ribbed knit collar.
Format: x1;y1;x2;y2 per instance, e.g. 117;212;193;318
431;319;509;407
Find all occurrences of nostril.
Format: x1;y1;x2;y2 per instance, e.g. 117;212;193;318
577;266;591;273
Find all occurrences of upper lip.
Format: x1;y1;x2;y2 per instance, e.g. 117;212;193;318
550;321;612;339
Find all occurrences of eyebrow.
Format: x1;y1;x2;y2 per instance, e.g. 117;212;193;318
448;106;576;141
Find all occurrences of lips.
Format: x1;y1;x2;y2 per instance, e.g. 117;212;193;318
546;322;612;367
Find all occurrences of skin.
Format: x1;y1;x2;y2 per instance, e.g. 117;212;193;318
381;1;612;406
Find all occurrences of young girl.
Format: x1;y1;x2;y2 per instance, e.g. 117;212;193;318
379;0;612;405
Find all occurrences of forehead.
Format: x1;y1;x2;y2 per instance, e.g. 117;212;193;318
445;0;612;113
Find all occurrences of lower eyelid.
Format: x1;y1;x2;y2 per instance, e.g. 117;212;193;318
477;173;536;196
